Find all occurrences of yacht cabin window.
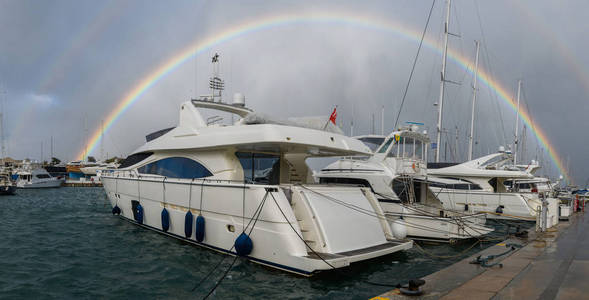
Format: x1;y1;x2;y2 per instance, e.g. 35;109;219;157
36;174;51;179
415;140;423;160
236;152;280;185
137;157;212;179
398;137;415;158
120;152;153;169
377;138;393;154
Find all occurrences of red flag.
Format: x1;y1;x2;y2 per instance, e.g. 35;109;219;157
329;107;337;124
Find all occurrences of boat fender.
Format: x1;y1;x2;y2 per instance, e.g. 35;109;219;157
195;215;205;242
234;232;253;256
136;204;144;224
496;205;504;214
392;218;408;240
161;208;170;232
112;205;121;215
184;211;193;238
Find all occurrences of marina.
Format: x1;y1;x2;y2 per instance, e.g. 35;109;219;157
1;0;588;299
374;206;588;299
0;187;535;299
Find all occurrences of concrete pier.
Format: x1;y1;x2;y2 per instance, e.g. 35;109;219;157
373;210;588;300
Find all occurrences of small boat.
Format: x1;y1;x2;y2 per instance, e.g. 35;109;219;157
0;173;16;195
16;167;64;189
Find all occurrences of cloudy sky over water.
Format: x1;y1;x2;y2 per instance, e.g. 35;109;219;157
0;0;587;185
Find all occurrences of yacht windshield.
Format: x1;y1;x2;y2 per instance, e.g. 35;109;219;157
357;137;386;152
377;138;393;153
236;152;280;184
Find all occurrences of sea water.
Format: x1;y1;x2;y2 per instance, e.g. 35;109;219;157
0;187;528;299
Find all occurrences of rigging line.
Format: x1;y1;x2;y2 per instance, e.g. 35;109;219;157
474;0;507;145
268;192;402;288
242;181;246;231
422;8;446;122
393;0;436;130
188;178;195;209
202;191;268;299
192;190;269;293
413;239;480;259
375;188;527;231
199;179;204;213
375;191;489;238
520;84;539;163
302;185;480;236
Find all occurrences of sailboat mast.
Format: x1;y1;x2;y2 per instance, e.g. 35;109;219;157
514;80;522;165
468;40;480;161
435;0;451;162
0;89;5;166
381;105;384;135
100;119;104;161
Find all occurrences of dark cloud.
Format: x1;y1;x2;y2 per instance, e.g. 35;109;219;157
0;0;586;185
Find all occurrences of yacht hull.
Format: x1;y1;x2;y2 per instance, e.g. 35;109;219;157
102;176;412;275
430;188;559;226
379;201;493;242
0;185;16;195
17;179;63;189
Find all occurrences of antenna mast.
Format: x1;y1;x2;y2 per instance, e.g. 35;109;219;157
514;80;522;165
208;53;224;102
435;0;452;162
468;40;480;161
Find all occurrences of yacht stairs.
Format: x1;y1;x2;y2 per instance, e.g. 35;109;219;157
283;185;412;266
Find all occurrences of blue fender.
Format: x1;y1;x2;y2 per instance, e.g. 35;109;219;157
234;232;253;256
136;204;144;224
184;211;193;238
195;215;205;242
112;205;121;215
161;208;170;232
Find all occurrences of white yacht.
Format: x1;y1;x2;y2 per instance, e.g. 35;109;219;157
316;125;493;243
16;167;64;188
102;97;412;276
428;151;558;224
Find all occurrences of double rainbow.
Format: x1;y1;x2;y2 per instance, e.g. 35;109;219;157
76;11;570;181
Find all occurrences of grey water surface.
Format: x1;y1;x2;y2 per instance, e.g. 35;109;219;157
0;187;525;299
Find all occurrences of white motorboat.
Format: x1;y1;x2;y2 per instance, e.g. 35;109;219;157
316;125;493;243
16;167;64;189
428;151;558;224
80;162;119;176
102;97;412;276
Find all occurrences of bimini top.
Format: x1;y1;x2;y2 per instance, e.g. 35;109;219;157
132;100;371;157
428;152;532;179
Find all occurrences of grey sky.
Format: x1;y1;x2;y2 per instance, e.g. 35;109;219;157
1;0;587;185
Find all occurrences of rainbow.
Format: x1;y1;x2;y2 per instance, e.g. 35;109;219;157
77;11;571;182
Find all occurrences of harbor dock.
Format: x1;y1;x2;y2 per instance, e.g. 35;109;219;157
373;210;588;300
